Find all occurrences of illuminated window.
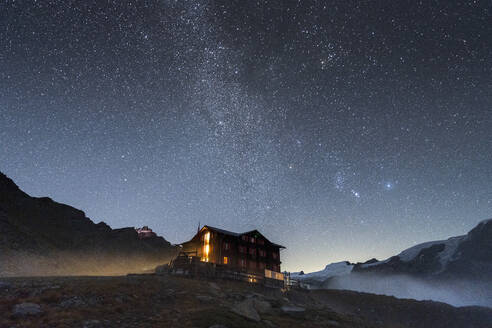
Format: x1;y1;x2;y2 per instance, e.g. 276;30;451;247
223;256;228;264
250;237;255;243
202;231;211;262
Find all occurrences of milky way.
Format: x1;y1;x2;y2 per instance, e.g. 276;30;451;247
1;1;491;271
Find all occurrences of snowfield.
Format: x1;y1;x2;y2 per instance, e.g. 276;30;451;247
291;261;354;282
358;235;466;272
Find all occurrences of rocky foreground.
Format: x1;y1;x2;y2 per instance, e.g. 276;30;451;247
1;274;491;328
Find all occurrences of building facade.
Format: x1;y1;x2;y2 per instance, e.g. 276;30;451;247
180;225;285;276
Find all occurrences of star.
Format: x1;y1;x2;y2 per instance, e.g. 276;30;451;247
383;182;395;191
351;190;361;198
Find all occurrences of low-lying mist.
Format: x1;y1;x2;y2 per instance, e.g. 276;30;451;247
0;251;173;277
323;273;492;308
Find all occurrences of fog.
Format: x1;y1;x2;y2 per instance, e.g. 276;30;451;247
323;273;492;308
0;251;174;277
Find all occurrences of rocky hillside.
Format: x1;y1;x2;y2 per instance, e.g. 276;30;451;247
0;172;177;276
1;274;492;328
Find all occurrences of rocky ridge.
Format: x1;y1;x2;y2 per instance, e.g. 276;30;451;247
0;172;177;276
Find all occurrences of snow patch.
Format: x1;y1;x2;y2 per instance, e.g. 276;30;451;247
397;240;445;262
437;236;464;267
291;261;353;282
360;258;389;268
395;235;465;266
359;235;466;273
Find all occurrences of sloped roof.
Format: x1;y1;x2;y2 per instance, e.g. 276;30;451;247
203;225;241;237
202;225;285;249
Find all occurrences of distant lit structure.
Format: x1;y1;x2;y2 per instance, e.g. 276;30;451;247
135;226;157;239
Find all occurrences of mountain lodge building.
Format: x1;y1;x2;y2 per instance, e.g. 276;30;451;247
179;225;285;282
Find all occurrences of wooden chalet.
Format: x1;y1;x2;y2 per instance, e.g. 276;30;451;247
172;225;285;286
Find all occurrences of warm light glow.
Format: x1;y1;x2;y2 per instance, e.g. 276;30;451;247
201;231;211;262
223;256;228;264
265;269;284;281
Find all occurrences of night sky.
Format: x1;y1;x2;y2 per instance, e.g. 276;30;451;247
1;1;491;272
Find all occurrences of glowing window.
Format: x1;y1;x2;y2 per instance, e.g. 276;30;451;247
204;232;210;243
223;256;228;264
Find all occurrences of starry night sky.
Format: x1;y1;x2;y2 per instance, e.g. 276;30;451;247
1;1;491;272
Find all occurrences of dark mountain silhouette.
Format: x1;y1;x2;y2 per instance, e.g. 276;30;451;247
0;172;177;276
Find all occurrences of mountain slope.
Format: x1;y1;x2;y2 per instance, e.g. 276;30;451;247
352;219;492;281
0;172;177;276
290;261;354;282
294;220;492;307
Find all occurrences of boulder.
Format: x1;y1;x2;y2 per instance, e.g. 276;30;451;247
59;296;86;308
82;320;103;328
281;305;305;312
0;281;11;289
253;299;272;314
13;302;43;316
208;282;220;290
231;298;261;322
196;295;214;303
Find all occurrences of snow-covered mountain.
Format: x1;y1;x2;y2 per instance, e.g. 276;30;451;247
353;218;492;280
356;235;466;274
295;218;492;284
293;219;492;307
291;261;353;282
